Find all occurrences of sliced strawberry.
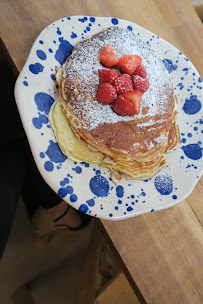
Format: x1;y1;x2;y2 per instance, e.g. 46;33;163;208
133;75;149;94
100;44;119;67
100;69;120;84
113;74;134;95
112;95;137;116
134;65;147;79
96;83;117;103
122;91;142;114
119;55;142;75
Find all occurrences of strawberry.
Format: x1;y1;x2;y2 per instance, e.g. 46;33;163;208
113;74;134;95
122;91;142;114
119;55;142;75
100;44;119;67
100;69;120;84
134;65;147;79
96;83;117;103
133;75;149;94
112;95;137;116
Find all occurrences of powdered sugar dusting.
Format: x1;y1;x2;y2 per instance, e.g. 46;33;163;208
63;27;174;130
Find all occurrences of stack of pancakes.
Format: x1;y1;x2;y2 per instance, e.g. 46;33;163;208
49;27;180;180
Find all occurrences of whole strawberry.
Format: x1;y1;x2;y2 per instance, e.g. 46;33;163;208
97;83;117;103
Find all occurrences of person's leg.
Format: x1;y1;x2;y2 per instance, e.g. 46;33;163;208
21;143;82;231
0;140;27;259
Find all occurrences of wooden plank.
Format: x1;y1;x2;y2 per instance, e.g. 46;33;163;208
190;0;203;19
95;272;140;304
97;201;203;304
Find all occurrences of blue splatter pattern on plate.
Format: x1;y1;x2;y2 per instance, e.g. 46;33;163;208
15;16;203;220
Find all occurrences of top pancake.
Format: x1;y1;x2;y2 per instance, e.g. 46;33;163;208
59;27;176;162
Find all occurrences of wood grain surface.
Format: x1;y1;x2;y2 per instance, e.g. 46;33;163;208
0;0;202;303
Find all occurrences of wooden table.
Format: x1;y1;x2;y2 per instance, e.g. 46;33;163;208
1;0;203;303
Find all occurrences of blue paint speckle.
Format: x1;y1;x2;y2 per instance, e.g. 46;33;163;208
127;26;132;31
86;199;95;207
89;171;109;197
172;195;177;200
90;17;95;22
34;92;54;115
183;68;189;74
162;59;178;73
141;191;146;196
118;200;122;204
32;114;48;129
78;17;88;23
198;77;202;83
29;63;44;74
86;26;90;31
111;18;118;25
127;206;133;212
55;38;74;65
57;27;61;35
115;206;118;210
40;152;45;158
39;40;43;44
79;204;89;213
45;140;67;163
70;194;77;202
187;133;192;138
23;81;28;86
177;83;184;90
49;48;53;53
116;185;124;198
182;95;201;115
182;144;202;160
58;187;68;198
75;166;82;174
151;209;155;212
71;32;77;38
66;186;74;194
109;213;113;217
51;74;56;80
36;50;47;60
44;161;54;172
154;174;173;195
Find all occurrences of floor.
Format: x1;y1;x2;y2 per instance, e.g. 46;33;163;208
0;198;94;304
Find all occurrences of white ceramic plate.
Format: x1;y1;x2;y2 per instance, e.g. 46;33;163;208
15;16;203;220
